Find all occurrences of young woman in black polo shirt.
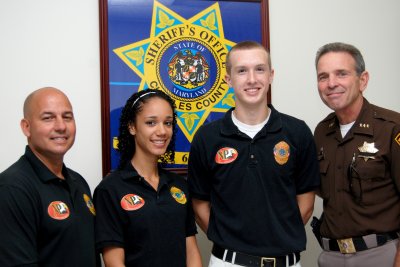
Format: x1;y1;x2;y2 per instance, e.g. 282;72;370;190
94;89;202;267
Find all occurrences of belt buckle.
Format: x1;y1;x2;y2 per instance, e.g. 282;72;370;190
261;257;276;267
337;238;356;254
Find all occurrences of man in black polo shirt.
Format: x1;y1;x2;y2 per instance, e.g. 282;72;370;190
188;41;320;267
0;87;98;266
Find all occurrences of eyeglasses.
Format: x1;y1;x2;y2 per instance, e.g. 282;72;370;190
347;153;363;203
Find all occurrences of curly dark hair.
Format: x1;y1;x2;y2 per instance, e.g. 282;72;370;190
117;89;177;170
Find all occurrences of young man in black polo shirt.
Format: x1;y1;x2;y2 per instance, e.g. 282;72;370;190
0;87;98;266
188;41;320;267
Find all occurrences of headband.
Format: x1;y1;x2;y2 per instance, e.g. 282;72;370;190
131;91;157;108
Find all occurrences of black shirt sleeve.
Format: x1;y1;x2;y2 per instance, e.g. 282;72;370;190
0;185;40;266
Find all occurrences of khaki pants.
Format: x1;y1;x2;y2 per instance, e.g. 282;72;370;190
318;239;398;267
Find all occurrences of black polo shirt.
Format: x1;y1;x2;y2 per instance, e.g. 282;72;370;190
0;146;98;267
94;163;197;267
188;105;320;256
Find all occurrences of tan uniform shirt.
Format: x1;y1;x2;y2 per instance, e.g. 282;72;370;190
314;99;400;239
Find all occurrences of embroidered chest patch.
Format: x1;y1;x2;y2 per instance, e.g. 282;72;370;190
48;201;70;220
170;186;187;204
120;194;145;211
273;141;290;165
215;147;238;164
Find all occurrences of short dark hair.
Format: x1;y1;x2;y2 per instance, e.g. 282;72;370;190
225;40;271;74
315;42;365;76
117;89;177;170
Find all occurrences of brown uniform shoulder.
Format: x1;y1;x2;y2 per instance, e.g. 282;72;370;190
315;112;336;130
319;112;336;124
370;104;400;125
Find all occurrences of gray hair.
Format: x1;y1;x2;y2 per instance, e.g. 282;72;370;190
315;42;365;76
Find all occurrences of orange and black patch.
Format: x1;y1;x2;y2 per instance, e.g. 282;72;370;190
215;147;238;164
48;201;70;220
120;194;145;211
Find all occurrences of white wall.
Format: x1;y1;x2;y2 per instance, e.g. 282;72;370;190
1;1;399;266
0;0;102;190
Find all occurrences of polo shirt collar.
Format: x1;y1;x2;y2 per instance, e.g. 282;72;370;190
120;162;141;180
220;105;282;137
119;161;172;185
24;145;73;183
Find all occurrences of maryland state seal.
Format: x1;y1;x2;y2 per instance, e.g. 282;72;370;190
113;1;237;164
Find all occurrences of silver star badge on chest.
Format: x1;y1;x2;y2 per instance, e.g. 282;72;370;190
358;141;379;161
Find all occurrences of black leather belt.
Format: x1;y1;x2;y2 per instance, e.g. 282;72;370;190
321;231;399;254
212;244;300;267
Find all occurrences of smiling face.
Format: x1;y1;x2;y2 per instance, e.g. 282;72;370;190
21;88;76;164
225;47;274;109
129;97;174;160
317;51;369;118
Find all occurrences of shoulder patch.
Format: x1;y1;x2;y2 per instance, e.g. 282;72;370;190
215;147;238;164
395;132;400;146
83;194;96;215
120;194;145;211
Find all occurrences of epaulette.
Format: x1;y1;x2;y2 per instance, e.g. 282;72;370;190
316;112;337;133
371;104;400;124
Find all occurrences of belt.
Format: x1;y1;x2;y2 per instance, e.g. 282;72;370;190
212;244;300;267
321;231;399;254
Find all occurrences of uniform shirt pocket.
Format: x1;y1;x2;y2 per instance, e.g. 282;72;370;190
350;159;388;205
319;159;330;200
